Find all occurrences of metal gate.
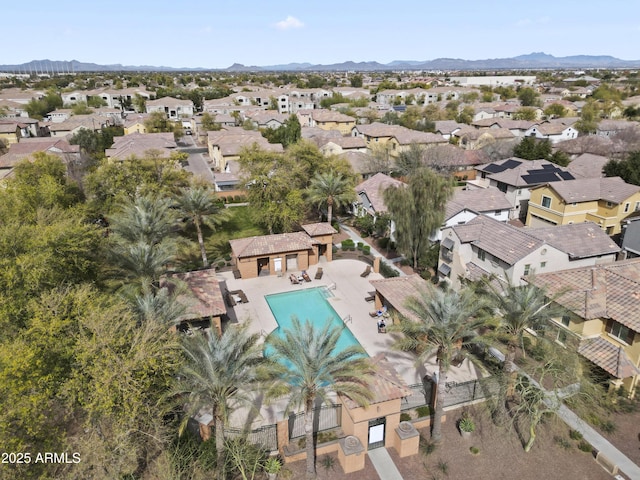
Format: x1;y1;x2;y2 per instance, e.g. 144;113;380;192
367;417;386;450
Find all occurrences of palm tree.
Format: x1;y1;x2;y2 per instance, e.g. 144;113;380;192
482;280;563;393
306;171;355;225
266;318;374;479
174;325;272;479
110;240;175;291
394;284;488;443
175;186;229;267
109;194;177;246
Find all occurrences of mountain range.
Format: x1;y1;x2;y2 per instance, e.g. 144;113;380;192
2;53;640;73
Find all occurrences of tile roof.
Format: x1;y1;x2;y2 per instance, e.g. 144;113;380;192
230;231;315;258
528;258;640;332
106;132;176;160
208;128;283;156
566;153;608;179
354;122;447;145
540;176;640;204
341;353;414;409
526;222;620;260
370;274;427;322
355;173;405;213
453;215;544;264
160;268;227;321
578;337;640;379
445;187;511;220
311;110;355;123
0;138;79;168
477;158;573;187
300;223;337;237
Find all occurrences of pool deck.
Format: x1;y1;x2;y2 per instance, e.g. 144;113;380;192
217;258;482;427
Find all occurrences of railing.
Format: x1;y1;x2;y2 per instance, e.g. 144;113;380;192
327;282;336;290
289;405;342;440
443;377;501;408
342;314;352;324
223;424;278;453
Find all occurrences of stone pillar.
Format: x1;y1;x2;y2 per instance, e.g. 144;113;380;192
373;256;381;273
337;435;365;474
393;421;420;458
276;419;289;457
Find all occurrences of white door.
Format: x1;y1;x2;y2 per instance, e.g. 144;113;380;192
286;254;298;271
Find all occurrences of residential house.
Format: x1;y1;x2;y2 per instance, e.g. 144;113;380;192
434;120;465;140
105;132;177;160
621;214;640;259
146;96;195;120
432;187;511;241
566;153;609;179
447;76;536;87
526;176;640;235
528;259;640;397
339;151;381;180
494;103;543;121
304;110;356;135
454;126;514;150
207;127;283;171
229;223;335;279
0;99;29;118
351;122;446;157
48;114;111;138
0;137;80;178
123;114;150;135
212;159;242;197
353;173;405;238
471;118;536;137
243;110;289;130
596;120;639;138
318;136;367;156
438;215;619;289
524;122;578;143
0;122;20;145
468;158;575;220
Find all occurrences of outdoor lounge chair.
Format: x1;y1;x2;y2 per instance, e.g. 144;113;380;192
315;267;323;280
302;271;311;282
360;265;371;277
225;292;236;307
364;292;375;302
290;273;299;284
238;290;248;303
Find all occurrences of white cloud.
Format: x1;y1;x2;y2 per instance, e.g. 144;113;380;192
274;15;304;30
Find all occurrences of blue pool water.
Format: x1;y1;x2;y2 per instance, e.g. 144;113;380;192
265;287;367;356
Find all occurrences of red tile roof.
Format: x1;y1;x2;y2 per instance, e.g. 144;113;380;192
578;337;640;379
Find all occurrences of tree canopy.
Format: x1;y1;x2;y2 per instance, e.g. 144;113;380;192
603;151;640;186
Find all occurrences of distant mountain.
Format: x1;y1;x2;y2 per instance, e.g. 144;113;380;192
2;53;640;73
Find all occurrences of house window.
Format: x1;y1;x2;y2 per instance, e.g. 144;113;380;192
494;210;502;216
524;264;531;275
635;202;640;211
557;329;569;345
605;201;613;208
605;319;634;345
541;196;552;208
561;315;570;327
540;261;547;268
497;182;507;193
624;203;630;213
478;249;486;261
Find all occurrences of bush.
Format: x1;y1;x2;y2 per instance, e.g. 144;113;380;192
400;413;412;422
469;446;480;455
357;242;363;250
353;215;374;236
223;254;232;261
217;261;226;269
362;245;371;255
341;239;355;250
554;436;573;450
416;406;431;418
459;415;475;433
569;430;583;441
599;420;616;434
379;261;399;278
378;237;390;249
577;440;593;453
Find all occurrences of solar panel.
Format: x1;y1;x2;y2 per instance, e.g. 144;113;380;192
522;172;563;184
541;163;556;170
502;159;522;169
484;163;507;173
558;171;575;180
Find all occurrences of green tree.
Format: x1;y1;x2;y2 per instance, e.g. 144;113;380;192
306;171;355;225
262;114;301;147
175;325;273;479
513;107;537;121
201;112;220;131
25;90;62;119
517;87;540;107
395;143;426;177
71;101;93;115
575;101;599;134
145;111;172;133
350;74;363;88
383;168;454;269
133;93;147;113
393;284;487;443
603;151;640;186
513;137;552;160
175;185;229;267
544;103;567;119
266;318;374;479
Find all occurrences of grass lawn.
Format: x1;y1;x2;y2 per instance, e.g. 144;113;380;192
206;205;268;262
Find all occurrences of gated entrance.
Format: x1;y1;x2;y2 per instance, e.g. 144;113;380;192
367;417;386;450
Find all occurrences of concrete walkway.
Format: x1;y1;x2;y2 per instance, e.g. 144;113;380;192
556;405;640;479
368;448;404;480
338;222;406;277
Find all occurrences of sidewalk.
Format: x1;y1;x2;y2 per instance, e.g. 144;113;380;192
368;448;404;480
338;223;406;277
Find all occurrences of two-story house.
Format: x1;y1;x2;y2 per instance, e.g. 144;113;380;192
528;259;640;397
438;215;619;289
524;122;578;143
526;176;640;235
467;158;575;220
353;173;405;239
207;127;283;172
146;96;195;120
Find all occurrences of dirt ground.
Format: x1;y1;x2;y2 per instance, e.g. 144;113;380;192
595;407;640;467
283;404;622;480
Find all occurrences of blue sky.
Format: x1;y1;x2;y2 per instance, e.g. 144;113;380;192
6;1;640;68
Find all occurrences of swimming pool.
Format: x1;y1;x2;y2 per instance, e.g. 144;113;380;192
265;287;367;356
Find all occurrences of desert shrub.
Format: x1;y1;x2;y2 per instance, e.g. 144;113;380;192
217;261;226;269
554;436;573;450
599;420;616;434
569;430;583;441
469;446;480;455
400;413;412;422
320;455;335;471
416;406;432;418
379;261;399;278
420;438;437;456
577;440;593;453
362;245;371;255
